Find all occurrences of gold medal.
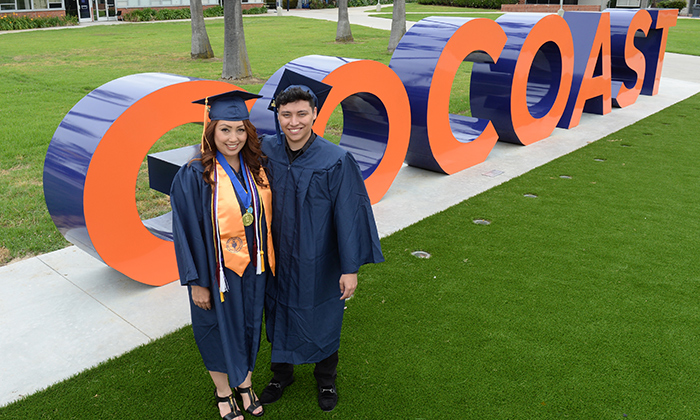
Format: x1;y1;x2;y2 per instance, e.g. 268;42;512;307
242;212;254;227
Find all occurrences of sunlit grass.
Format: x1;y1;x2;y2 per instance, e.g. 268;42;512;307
0;17;392;264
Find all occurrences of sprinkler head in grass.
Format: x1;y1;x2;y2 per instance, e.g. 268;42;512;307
482;169;504;177
524;193;538;198
411;251;431;259
473;219;491;225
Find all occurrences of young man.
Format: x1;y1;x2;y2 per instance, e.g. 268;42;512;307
259;70;384;412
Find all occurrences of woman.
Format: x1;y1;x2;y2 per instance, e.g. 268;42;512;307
170;90;274;420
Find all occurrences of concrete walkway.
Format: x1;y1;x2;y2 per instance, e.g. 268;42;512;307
2;8;700;408
273;4;406;30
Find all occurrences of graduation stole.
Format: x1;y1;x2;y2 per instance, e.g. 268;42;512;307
211;153;275;302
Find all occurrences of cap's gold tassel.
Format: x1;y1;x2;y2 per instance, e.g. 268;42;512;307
200;97;210;155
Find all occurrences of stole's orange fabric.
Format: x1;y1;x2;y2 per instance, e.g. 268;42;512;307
215;162;275;277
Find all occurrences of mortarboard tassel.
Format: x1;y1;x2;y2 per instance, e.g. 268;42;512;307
200;97;210;154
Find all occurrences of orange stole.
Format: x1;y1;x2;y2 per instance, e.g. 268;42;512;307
214;161;275;277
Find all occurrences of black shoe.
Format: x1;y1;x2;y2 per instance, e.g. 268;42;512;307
235;386;264;417
259;377;294;405
318;384;338;412
214;390;243;420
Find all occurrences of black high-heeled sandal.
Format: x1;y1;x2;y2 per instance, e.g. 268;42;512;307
214;390;243;420
236;386;264;417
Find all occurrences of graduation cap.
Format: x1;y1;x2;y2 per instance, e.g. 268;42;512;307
193;90;262;121
193;90;262;154
267;69;333;144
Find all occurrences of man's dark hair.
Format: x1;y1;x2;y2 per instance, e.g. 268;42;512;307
275;86;316;110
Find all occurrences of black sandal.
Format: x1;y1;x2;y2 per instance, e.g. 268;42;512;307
214;390;243;420
236;386;264;417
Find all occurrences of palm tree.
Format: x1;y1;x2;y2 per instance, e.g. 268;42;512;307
336;0;353;43
190;0;214;59
222;0;253;79
387;0;405;53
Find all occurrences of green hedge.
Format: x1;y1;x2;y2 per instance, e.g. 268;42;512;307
654;0;686;10
0;13;78;30
122;8;157;21
348;0;393;6
242;6;268;13
417;0;516;9
265;0;400;10
121;5;262;22
203;5;223;16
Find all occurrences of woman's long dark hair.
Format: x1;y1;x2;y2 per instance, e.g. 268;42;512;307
198;119;267;188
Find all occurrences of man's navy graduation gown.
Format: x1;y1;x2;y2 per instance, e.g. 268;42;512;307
261;133;384;365
170;159;269;387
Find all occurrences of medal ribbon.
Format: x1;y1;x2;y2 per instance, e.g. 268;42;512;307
242;160;265;275
216;151;251;210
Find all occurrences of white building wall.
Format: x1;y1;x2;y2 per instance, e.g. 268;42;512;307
577;0;607;10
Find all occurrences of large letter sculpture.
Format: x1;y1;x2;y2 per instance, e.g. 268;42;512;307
249;55;411;204
389;17;507;174
471;14;575;146
43;11;677;285
558;11;612;129
609;9;652;108
636;8;677;95
43;73;239;286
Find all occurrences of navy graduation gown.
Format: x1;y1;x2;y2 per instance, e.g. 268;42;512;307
261;133;384;365
170;159;269;387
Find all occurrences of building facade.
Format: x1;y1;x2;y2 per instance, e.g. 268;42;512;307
1;0;66;18
1;0;236;22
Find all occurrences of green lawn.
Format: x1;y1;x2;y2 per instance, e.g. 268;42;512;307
666;18;700;56
370;11;502;20
369;2;502;20
0;16;394;264
1;10;697;265
0;14;486;265
370;3;498;12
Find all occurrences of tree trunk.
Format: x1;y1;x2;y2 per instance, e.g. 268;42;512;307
222;0;253;80
387;0;405;53
335;0;353;43
190;0;214;59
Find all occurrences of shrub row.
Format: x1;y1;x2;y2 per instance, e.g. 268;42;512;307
203;5;224;16
266;0;402;10
417;0;516;9
654;0;686;10
122;7;182;21
242;6;269;13
121;5;264;22
348;0;393;7
267;0;335;9
310;0;337;8
0;13;78;31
